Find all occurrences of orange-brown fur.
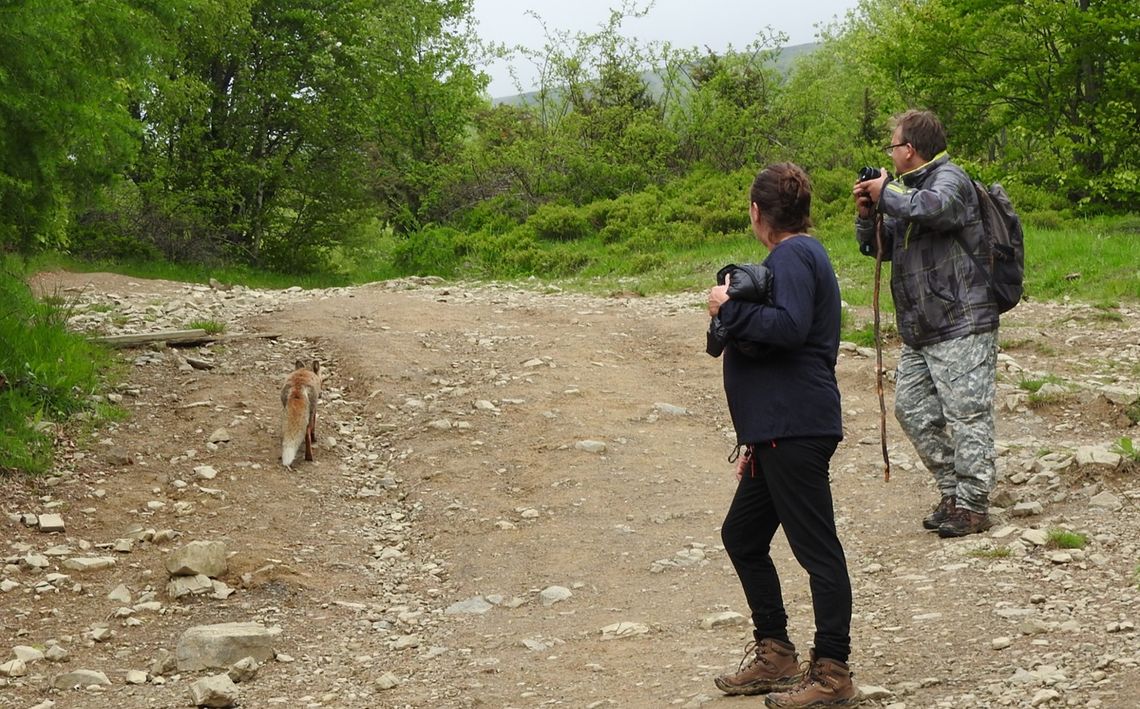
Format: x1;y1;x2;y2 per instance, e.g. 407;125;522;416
281;359;320;466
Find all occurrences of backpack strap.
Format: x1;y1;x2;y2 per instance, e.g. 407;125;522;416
951;230;992;283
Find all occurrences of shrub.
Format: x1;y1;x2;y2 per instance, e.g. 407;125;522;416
391;227;462;277
527;204;592;242
700;208;747;235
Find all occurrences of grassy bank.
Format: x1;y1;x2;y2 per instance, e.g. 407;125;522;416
1;258;121;474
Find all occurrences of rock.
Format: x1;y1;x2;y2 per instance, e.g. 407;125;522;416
62;557;116;572
194;465;218;480
1020;529;1050;547
107;583;132;604
166;540;228;577
168;574;214;599
1011;501;1044;517
51;669;111;689
37;513;65;532
600;622;649;640
540;585;573;607
189;673;240;707
653;402;688;416
374;671;400;690
176;622;275;671
444;597;494;615
860;686;894;701
227;656;259;683
700;611;746;629
13;645;45;663
126;669;148;684
0;659;27;677
1089;491;1123;512
1075;446;1122;467
208;428;231;444
575;440;607;454
44;645;69;662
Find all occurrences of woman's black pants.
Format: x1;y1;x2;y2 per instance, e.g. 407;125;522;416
721;436;851;663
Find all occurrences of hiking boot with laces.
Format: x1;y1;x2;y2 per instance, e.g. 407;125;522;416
937;506;993;538
922;495;956;530
714;638;802;695
765;653;861;708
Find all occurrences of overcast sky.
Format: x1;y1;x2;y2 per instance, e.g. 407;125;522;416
470;0;860;97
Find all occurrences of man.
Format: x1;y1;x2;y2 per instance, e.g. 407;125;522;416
853;109;998;538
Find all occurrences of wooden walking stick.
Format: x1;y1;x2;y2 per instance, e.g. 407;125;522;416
873;214;892;482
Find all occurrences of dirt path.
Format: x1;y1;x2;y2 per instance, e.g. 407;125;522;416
2;271;1139;708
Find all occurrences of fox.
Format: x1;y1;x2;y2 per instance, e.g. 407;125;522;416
281;359;321;467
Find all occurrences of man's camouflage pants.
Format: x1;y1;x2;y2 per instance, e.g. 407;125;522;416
894;330;997;513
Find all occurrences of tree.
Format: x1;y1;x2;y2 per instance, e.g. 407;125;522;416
839;0;1140;206
0;0;163;255
128;0;484;270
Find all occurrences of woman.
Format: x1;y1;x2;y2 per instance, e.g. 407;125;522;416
707;163;860;708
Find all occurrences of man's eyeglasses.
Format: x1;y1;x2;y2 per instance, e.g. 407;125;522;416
883;142;909;155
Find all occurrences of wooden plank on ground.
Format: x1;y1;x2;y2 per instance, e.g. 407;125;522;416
93;329;210;348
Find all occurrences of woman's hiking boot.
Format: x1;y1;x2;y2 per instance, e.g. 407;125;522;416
922;495;956;530
714;638;802;695
764;653;861;708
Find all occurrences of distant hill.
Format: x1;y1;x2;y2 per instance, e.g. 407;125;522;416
490;41;820;107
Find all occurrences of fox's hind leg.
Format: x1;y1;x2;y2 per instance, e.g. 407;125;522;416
303;406;316;461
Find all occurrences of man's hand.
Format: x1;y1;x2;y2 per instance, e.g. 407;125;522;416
708;273;730;318
853;171;889;219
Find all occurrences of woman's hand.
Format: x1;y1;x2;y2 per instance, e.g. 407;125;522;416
735;446;751;481
708;273;730;318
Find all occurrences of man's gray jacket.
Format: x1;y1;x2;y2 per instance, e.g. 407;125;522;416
856;152;998;347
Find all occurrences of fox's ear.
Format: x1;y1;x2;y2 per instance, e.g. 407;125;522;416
311;360;320;375
294;359;305;371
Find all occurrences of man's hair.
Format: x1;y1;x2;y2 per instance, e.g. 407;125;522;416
750;162;813;234
891;109;947;160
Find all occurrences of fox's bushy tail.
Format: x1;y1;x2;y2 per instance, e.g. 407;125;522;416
281;391;311;466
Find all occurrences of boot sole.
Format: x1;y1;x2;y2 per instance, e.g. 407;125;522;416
715;675;801;695
765;691;863;707
937;526;990;538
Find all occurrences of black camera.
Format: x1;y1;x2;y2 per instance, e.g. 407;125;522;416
857;166;881;182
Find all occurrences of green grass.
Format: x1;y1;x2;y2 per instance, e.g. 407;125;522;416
1;258;119;474
1024;216;1140;303
1112;437;1140;462
1046;529;1088;550
188;319;226;335
968;547;1012;559
1018;374;1064;394
29;252;349;291
1018;375;1074;408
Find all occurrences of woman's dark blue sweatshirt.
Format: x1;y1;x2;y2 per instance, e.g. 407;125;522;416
717;235;843;444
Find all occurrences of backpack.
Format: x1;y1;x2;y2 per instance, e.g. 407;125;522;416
955;181;1025;313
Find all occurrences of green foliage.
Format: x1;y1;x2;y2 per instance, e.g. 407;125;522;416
1018;375;1063;394
528;204;593;242
1046;529;1088;550
968;547;1012;559
829;0;1140;209
392;227;465;278
1125;401;1140;427
79;0;486;271
0;0;165;255
0;260;112;474
188;320;226;336
1112;437;1140;463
